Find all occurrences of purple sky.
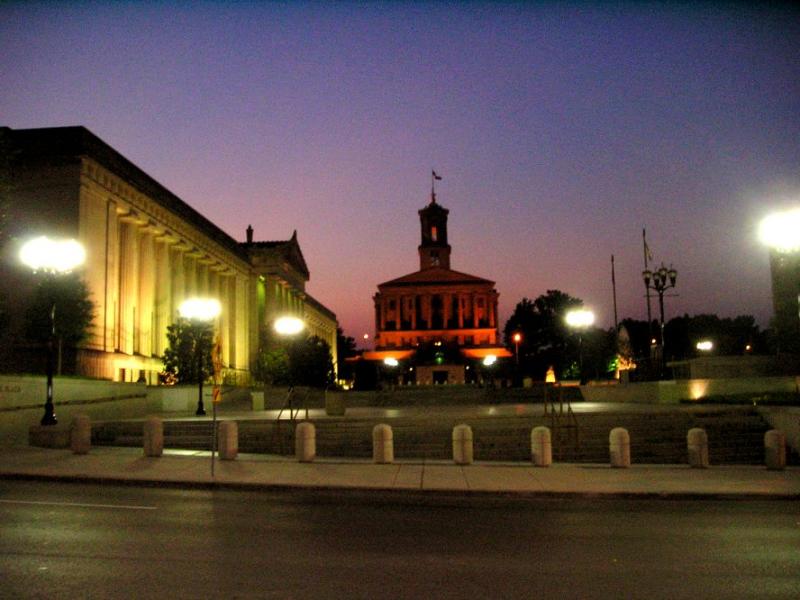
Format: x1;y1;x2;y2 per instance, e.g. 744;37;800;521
2;2;799;345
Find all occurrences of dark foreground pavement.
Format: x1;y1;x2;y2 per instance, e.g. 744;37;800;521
1;480;799;599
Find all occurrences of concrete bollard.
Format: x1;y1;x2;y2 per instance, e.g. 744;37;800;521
372;424;394;464
687;428;709;469
452;424;474;465
295;422;315;462
764;429;786;471
143;417;163;457
218;421;238;461
609;427;630;468
531;426;552;467
70;414;91;455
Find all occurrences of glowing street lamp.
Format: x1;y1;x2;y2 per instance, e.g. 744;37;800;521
565;308;595;384
512;332;522;366
274;316;305;336
19;236;86;426
179;298;221;416
696;340;714;352
759;209;800;253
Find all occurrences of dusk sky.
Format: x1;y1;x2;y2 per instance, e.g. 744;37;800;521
2;2;798;344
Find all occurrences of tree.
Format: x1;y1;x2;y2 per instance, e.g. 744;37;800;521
503;290;584;379
254;327;335;388
162;317;215;384
23;273;94;374
288;335;335;388
336;327;357;381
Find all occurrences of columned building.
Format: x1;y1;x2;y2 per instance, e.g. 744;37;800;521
367;190;510;384
0;126;337;383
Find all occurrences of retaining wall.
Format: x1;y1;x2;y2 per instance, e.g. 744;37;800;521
581;376;800;404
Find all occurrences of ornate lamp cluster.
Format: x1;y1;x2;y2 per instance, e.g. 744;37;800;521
642;263;678;368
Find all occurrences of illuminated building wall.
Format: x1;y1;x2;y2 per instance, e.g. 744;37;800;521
370;192;509;377
0;126;337;383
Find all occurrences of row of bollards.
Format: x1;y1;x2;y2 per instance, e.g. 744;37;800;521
294;423;789;470
65;415;789;470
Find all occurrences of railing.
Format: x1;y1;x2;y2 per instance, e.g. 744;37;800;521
543;383;579;459
273;386;310;454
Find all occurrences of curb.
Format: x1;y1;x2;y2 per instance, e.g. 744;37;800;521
3;472;799;504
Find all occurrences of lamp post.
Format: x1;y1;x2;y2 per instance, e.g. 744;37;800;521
383;356;399;388
759;209;800;354
179;298;221;416
274;315;305;417
565;308;595;384
642;263;677;363
482;354;497;387
512;332;522;366
19;236;86;426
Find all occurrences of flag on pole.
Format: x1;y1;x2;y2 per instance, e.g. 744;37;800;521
643;228;654;263
432;170;442;180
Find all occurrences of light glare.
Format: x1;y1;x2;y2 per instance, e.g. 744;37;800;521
274;316;304;336
179;298;221;321
483;355;497;366
696;340;713;351
20;236;86;273
565;309;595;328
759;209;800;252
383;357;399;367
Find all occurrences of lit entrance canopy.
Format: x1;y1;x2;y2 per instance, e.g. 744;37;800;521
19;236;86;273
179;298;222;321
759;208;800;253
274;315;305;336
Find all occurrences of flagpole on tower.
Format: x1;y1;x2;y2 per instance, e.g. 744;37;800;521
431;169;442;202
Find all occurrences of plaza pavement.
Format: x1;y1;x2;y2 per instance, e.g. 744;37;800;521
1;445;799;501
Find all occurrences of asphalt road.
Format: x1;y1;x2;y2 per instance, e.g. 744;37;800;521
1;481;798;599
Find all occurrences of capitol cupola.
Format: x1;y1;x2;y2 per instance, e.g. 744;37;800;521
418;195;451;270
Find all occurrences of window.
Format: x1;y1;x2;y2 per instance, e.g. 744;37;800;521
431;226;438;241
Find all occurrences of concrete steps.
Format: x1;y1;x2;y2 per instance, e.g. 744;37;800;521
90;406;783;465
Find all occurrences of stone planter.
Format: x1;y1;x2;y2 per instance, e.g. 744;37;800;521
325;391;346;416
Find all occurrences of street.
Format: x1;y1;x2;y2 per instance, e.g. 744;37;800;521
1;481;798;599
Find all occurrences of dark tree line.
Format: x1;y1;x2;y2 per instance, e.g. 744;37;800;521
503;290;769;382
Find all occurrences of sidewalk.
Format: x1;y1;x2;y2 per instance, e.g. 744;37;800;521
1;446;799;500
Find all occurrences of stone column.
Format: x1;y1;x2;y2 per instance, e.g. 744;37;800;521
219;273;231;366
103;203;120;353
170;246;185;322
398;295;405;328
137;230;155;357
184;254;196;298
154;239;172;357
118;220;139;355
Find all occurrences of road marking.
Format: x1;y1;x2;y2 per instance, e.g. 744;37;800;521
0;499;156;511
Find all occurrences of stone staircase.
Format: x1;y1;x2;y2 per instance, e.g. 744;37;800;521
91;406;786;465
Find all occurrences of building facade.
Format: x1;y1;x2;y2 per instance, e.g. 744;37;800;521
368;190;509;384
0;126;337;384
